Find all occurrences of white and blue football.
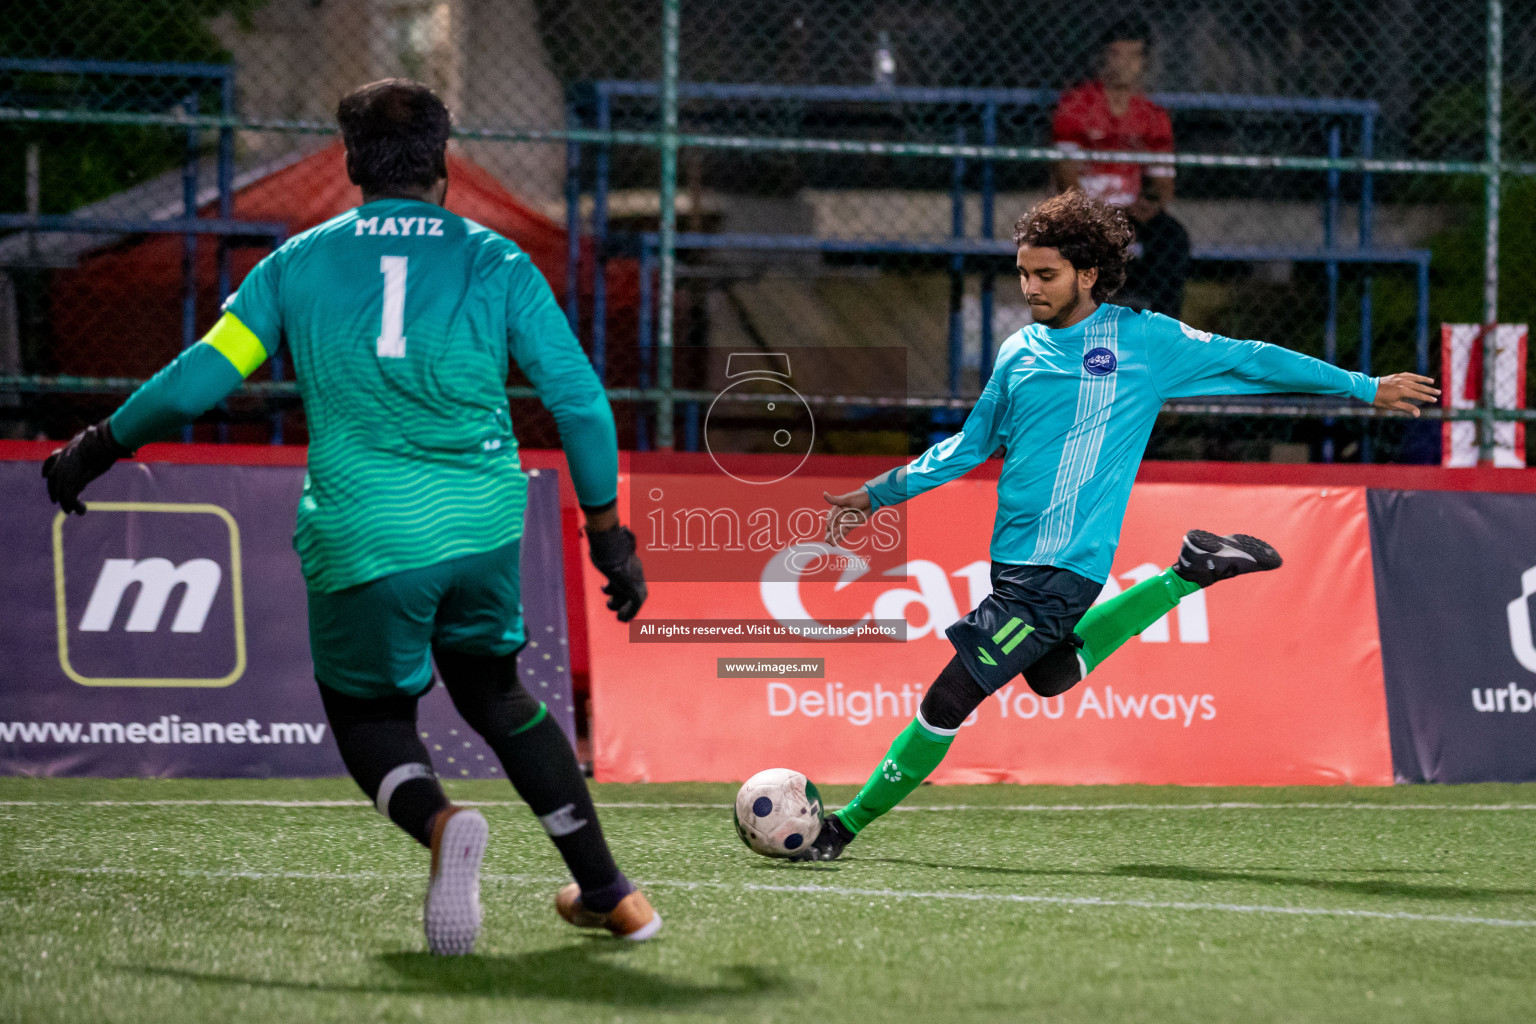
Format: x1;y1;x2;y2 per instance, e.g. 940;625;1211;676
734;767;823;858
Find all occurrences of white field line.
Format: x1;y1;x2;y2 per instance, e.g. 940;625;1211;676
26;865;1536;930
5;799;1536;812
0;799;368;808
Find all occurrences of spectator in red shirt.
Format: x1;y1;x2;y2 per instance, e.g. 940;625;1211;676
1052;17;1190;316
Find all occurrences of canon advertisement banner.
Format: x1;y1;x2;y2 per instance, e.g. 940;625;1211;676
587;477;1393;785
0;460;574;777
1369;489;1536;783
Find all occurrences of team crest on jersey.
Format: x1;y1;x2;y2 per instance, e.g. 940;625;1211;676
1179;322;1214;343
1083;347;1117;376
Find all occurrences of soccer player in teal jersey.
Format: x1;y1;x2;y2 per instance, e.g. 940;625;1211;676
797;189;1439;861
41;80;660;949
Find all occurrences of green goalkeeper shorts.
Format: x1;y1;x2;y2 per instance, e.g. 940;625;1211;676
306;539;525;699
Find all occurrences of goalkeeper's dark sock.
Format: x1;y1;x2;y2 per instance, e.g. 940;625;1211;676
833;658;977;835
496;710;630;906
436;648;628;905
317;681;448;848
1074;567;1200;675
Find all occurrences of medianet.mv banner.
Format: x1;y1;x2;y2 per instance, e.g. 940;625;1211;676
1370;489;1536;783
0;459;575;777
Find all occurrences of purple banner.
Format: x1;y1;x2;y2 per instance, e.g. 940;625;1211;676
1369;489;1536;783
0;459;574;777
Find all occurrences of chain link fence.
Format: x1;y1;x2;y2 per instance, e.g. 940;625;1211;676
1;0;1530;463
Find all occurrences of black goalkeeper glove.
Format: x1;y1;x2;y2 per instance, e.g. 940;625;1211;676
587;524;647;622
42;418;132;515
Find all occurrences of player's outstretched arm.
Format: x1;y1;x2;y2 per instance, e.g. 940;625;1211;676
41;310;273;514
1146;313;1439;411
836;350;1014;543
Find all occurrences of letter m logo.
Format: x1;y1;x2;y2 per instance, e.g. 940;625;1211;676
53;502;246;687
79;558;223;633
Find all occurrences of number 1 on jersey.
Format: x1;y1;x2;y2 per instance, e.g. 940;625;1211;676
377;255;408;358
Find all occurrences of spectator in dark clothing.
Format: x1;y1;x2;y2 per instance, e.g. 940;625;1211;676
1116;185;1191;316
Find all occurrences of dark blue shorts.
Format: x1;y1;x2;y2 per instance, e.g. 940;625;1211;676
944;562;1103;694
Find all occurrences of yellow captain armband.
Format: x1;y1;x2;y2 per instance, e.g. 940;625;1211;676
201;312;269;378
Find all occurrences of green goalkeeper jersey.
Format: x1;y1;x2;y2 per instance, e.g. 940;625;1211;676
111;198;618;593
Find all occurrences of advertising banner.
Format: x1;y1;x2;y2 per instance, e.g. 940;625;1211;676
1441;324;1527;468
587;477;1393;785
0;459;573;777
1369;489;1536;783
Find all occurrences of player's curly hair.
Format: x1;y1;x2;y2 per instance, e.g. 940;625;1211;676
1012;189;1134;303
337;79;451;195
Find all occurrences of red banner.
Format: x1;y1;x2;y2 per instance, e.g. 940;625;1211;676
585;476;1392;786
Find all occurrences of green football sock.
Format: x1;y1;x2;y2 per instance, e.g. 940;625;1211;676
833;568;1201;836
834;716;955;835
1075;566;1201;675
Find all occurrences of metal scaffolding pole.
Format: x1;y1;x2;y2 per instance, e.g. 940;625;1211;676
656;0;681;450
1480;0;1503;464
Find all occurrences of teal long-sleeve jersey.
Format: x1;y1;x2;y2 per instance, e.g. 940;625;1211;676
863;302;1379;583
110;199;618;592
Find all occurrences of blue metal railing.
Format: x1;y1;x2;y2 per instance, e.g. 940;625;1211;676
0;58;291;441
565;80;1416;412
628;232;1430;436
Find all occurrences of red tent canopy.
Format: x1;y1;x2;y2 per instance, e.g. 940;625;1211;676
48;143;635;383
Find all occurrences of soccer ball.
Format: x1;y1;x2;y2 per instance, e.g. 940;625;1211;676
733;768;823;858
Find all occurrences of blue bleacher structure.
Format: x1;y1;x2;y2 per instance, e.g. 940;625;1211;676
0;58;288;440
564;81;1430;439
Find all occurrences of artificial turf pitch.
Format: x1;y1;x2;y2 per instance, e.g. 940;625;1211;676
4;779;1536;1023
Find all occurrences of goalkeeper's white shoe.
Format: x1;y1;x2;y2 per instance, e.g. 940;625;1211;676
424;806;488;955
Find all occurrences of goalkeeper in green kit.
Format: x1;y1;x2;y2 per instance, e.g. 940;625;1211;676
41;80;659;952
